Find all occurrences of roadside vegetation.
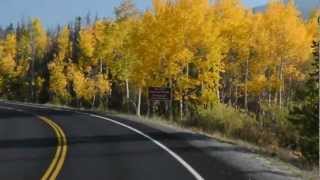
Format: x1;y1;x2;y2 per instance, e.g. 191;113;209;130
0;0;318;167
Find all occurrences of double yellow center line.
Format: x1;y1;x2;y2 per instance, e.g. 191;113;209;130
39;116;68;180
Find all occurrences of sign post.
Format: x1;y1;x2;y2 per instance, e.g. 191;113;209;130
148;87;171;101
148;87;171;116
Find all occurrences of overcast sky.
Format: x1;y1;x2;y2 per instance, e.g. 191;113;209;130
0;0;268;28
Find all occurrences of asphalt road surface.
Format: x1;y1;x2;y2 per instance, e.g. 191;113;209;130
0;101;300;180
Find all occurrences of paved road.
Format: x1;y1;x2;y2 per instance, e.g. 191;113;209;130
0;101;300;180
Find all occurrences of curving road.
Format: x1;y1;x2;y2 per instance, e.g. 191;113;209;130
0;101;300;180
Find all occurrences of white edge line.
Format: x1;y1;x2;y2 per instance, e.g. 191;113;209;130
2;101;204;180
88;113;205;180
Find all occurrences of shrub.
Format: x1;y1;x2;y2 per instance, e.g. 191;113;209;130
260;105;299;148
197;103;257;139
196;103;300;149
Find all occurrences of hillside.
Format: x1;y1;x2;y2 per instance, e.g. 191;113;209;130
254;0;320;18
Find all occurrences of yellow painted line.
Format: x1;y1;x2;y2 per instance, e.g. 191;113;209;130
40;117;62;180
48;119;67;179
39;116;68;180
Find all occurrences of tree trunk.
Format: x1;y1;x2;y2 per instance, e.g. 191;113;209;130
92;95;96;108
279;61;283;109
99;59;103;108
169;79;173;120
221;83;225;103
268;88;272;106
126;79;130;112
287;76;292;104
100;59;103;73
147;98;151;117
228;83;232;106
244;58;249;110
180;98;183;121
165;100;169;118
79;99;82;108
105;95;109;110
136;87;142;116
235;85;238;109
30;30;35;103
185;64;189;118
217;88;220;103
152;101;156;117
35;92;39;103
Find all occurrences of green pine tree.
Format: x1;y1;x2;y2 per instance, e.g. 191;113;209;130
290;40;319;163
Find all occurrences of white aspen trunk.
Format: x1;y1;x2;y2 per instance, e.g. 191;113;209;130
100;59;103;73
228;84;232;106
185;63;189;118
137;87;142;116
105;63;109;110
105;94;109;110
30;29;35;103
279;61;283;109
268;87;272;106
126;79;130;112
235;85;238;109
92;95;96;108
287;76;292;104
147;98;151;117
217;88;220;103
169;79;173;120
180;98;183;121
126;79;130;99
244;58;249;110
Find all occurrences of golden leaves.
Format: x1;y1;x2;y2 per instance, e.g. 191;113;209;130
79;28;96;60
31;18;48;58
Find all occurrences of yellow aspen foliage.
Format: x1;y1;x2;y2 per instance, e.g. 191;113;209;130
94;74;111;97
57;26;72;60
3;33;17;56
133;0;223;106
0;54;16;76
152;0;166;14
31;18;48;58
15;30;31;78
0;34;17;76
72;69;87;100
248;75;267;96
214;0;249;101
307;9;320;43
48;58;68;99
79;27;96;66
130;13;157;88
0;1;316;122
92;20;107;62
263;1;311;92
102;19;137;84
48;27;72;102
85;78;96;102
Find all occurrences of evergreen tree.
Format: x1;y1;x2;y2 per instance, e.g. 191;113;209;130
290;40;319;163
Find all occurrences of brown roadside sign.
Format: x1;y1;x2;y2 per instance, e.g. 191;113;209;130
148;87;171;101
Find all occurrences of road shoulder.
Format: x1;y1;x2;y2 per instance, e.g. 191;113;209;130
104;113;305;180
